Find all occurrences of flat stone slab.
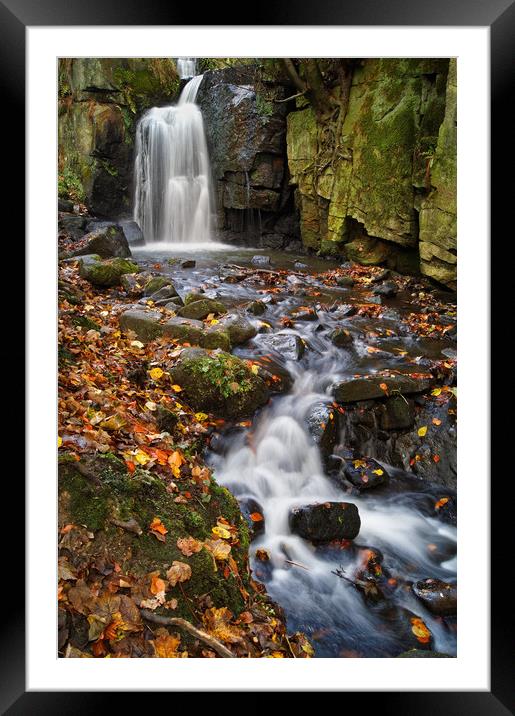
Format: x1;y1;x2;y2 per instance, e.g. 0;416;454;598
333;374;432;403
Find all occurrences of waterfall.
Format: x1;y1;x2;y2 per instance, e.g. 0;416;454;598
176;57;197;79
133;75;213;245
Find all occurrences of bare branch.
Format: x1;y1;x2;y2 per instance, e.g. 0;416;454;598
140;609;235;658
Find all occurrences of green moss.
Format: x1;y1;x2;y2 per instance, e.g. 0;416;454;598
58;167;85;202
187;353;253;399
256;92;274;118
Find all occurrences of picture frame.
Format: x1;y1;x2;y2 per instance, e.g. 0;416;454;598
3;0;506;708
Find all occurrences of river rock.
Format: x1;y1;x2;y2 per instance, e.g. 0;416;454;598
181;259;196;268
143;275;174;296
58;198;75;213
148;285;179;302
330;327;354;347
412;578;457;616
79;256;139;287
289;502;360;542
168;348;269;420
162;316;204;344
75;225;132;258
251;255;271;267
336;275;355;288
261;332;305;361
378;395;415;430
119;309;163;342
247;300;267;316
290;306;318;321
305;403;340;461
378;605;434;653
217;313;257;346
121;271;155;296
344;457;388;490
239;497;265;540
433;495;457;526
373;280;398;297
333;374;432;403
177;298;227;320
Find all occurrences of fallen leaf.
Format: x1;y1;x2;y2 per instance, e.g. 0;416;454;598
166;561;192;587
148;367;164;381
417;426;428;437
177;536;203;556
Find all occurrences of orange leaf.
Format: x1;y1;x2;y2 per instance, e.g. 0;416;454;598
249;512;264;522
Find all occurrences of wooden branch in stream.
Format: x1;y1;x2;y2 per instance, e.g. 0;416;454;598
140;609;235;658
223;263;306;279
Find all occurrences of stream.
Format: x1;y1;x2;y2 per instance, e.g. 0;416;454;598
133;243;457;658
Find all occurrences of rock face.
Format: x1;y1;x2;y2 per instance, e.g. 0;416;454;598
289;502;361;542
58;58;180;215
286;59;455;284
418;59;457;288
168;348;269;419
305;403;340;461
196;67;298;245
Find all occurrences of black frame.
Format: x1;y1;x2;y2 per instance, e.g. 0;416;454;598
5;0;507;710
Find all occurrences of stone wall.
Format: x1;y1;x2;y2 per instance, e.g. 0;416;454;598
58;58;180;217
286;58;456;286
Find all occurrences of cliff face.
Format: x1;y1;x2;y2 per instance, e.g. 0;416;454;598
286;58;456;285
58;58;180;217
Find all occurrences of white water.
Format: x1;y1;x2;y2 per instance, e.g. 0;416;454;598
133;75;213;245
210;341;457;657
176;57;197;79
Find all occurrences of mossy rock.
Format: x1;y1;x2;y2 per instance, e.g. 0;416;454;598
143;276;175;296
168;348;269;420
58;453;249;618
74;225;131;259
79;256;139;287
177;298;227;321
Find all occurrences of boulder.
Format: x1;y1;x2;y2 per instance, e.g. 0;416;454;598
261;333;305;361
412;579;457;617
330;327;354;348
79;256;139;287
181;259;196;268
119;309;163;342
149;285;179;302
217;313;257;346
162;316;204;345
75;225;131;258
239;497;265;540
247;300;267;316
168;348;269;420
289;502;360;542
378;395;415;430
121;271;155;296
251;255;272;267
333;374;432;403
144;275;174;296
177;298;227;321
305;403;340;461
58;214;87;240
344;457;388;490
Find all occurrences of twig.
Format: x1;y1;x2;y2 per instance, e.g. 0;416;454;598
140;609;235;658
274;90;307;104
284;559;311;571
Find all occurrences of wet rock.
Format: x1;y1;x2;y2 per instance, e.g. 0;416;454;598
162;316;204;345
378;395;415;430
58;214;87;240
239;497;265;540
181;259;196;268
261;332;305;361
373;280;398;297
305;403;340;461
378;605;434;653
168;348;269;420
119;220;144;246
144;275;175;296
217;313;257;346
74;225;132;258
289;502;361;542
247;300;266;316
119;309;163;342
121;271;155;296
290;307;318;321
252;359;293;393
294;262;308;270
202;326;232;351
397;650;451;658
177;298;227;320
336;276;355;288
333;374;432;403
332;304;357;318
163;297;184;309
330;327;354;347
149;285;179;302
371;269;390;283
412;578;457;616
344;457;388;490
184;290;205;304
155;405;178;434
79;256;139;287
433;495;457;526
251;255;271;267
287;274;304;287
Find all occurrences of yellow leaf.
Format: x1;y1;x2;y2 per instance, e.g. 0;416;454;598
134;450;150;465
372;468;384;475
194;412;209;422
418;426;428;437
149;367;164;381
130;340;145;349
171;384;182;393
431;388;442;396
204;539;231;561
58;436;63;448
250;364;259;375
212;525;231;540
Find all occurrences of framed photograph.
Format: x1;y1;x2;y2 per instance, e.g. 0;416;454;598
3;0;506;708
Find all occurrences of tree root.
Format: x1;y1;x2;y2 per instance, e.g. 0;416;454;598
140;609;235;658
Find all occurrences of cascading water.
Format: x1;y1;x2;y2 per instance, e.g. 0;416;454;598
176;57;197;79
133;74;213;245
